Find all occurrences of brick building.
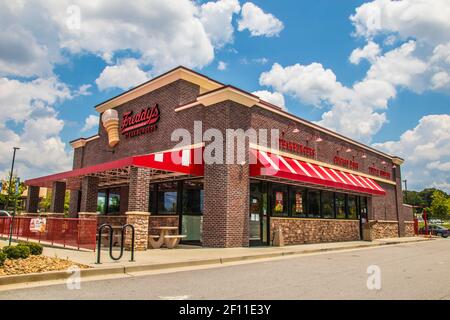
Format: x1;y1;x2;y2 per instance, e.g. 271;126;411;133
24;66;414;249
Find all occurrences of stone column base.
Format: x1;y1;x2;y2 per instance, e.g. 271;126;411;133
125;211;150;251
404;221;415;237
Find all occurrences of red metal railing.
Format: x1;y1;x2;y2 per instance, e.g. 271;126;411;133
0;216;97;251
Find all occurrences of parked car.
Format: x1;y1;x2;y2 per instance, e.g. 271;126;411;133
419;225;449;238
429;219;443;225
0;210;11;217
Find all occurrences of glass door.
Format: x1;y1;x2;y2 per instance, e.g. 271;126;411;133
249;181;268;246
181;180;204;245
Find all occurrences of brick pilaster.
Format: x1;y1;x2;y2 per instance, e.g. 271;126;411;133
50;181;66;213
80;176;99;213
127;167;151;212
69;190;80;218
202;101;251;248
26;186;40;213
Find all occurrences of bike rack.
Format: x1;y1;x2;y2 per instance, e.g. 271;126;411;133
96;223;135;264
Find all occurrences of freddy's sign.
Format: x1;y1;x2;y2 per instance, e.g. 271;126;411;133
121;104;160;139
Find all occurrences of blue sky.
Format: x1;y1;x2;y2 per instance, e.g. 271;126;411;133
0;0;449;191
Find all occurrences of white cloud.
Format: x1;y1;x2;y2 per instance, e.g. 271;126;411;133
55;0;215;73
238;2;284;37
351;0;450;46
0;26;54;77
349;41;380;64
431;71;450;90
0;77;73;179
259;63;346;107
199;0;241;48
0;0;225;77
217;61;227;71
95;59;150;91
365;40;428;91
239;57;269;65
0;118;72;180
81;115;99;133
259;62;397;142
350;0;450;93
0;77;71;123
374;115;450;192
75;84;92;96
253;90;286;110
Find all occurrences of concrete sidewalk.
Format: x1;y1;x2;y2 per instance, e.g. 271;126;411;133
38;236;432;268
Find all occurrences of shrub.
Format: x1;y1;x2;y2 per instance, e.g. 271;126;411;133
18;242;43;255
0;251;6;266
2;245;30;260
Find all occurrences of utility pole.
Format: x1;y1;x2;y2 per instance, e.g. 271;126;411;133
6;147;19;246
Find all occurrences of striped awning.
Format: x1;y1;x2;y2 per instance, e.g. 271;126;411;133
25;146;204;189
250;149;385;196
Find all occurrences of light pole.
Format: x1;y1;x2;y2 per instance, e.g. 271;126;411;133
7;147;20;246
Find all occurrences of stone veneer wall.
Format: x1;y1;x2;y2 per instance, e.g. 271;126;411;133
369;220;399;240
270;218;360;245
404;221;415;237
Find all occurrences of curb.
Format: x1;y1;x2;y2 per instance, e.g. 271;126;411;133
0;237;434;287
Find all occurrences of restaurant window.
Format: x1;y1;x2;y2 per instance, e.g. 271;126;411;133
272;185;289;216
336;193;346;219
149;184;156;213
348;195;358;219
97;191;107;214
107;189;121;214
291;187;306;217
182;180;204;215
306;190;321;218
157;182;178;215
97;189;121;215
321;191;335;219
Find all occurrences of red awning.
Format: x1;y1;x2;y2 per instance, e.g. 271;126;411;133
249;149;385;196
25;146;204;189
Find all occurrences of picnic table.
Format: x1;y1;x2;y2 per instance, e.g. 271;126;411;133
149;226;186;249
100;225;123;246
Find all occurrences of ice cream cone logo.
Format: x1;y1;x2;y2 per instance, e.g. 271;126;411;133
102;109;120;147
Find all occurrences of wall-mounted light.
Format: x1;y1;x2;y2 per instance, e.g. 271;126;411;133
315;137;323;142
381;161;386;165
345;148;352;153
292;128;300;133
362;154;367;159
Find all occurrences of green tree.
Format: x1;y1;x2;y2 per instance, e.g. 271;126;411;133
39;192;51;212
430;190;450;220
419;188;440;208
0;174;26;210
39;190;70;214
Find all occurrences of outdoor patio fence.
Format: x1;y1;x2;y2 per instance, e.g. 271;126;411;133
0;216;97;251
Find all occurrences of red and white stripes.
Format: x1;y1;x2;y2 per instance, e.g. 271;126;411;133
250;149;385;195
